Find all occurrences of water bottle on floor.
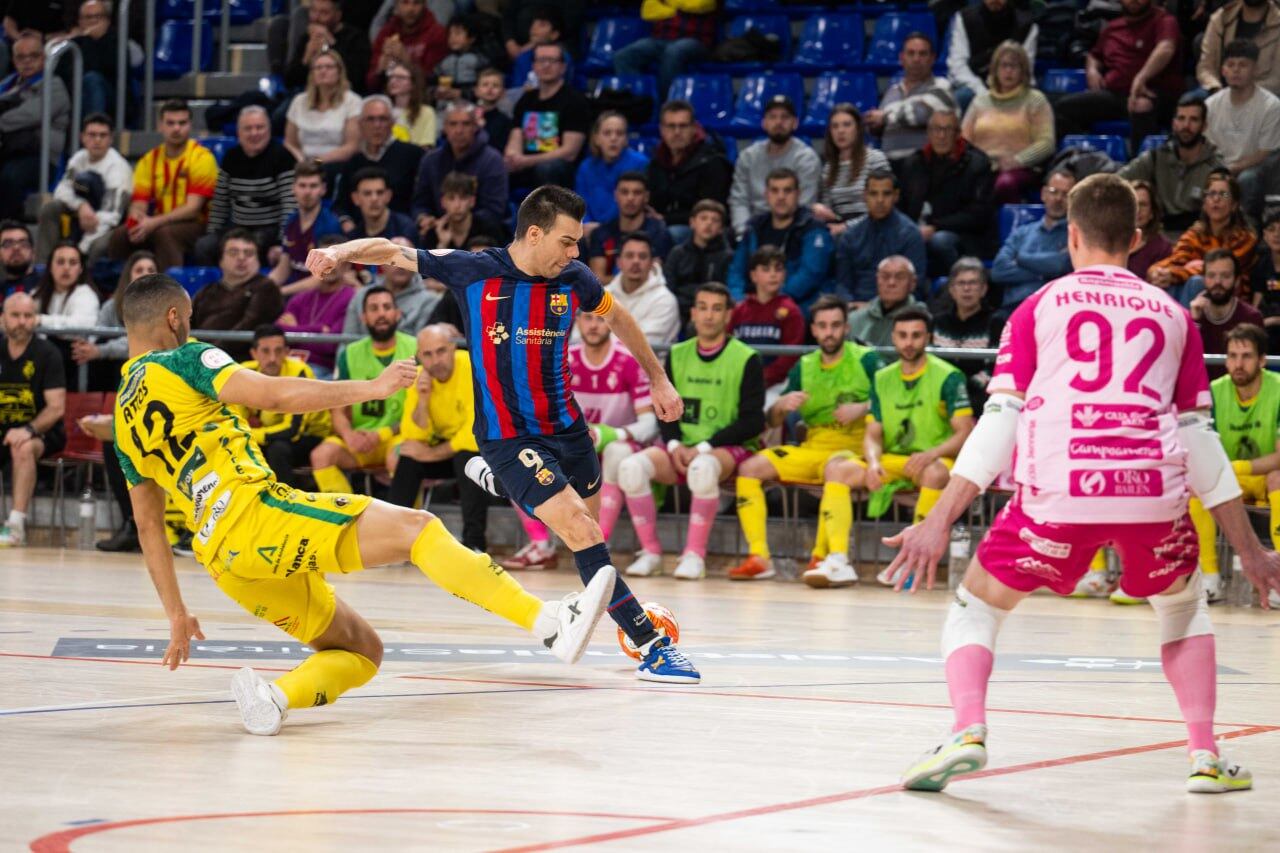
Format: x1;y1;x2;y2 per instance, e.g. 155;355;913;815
948;526;971;590
1229;554;1252;607
78;487;96;550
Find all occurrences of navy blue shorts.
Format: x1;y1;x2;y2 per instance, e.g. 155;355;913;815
479;419;602;516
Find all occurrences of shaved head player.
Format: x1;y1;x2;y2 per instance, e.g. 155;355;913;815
885;173;1280;793
113;274;614;736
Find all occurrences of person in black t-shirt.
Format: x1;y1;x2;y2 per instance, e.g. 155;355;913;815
503;43;589;189
0;293;68;547
931;258;998;407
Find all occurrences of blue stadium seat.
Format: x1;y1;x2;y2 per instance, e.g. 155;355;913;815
668;74;735;131
1042;68;1087;94
792;13;864;69
629;135;659;159
166;266;221;297
999;204;1045;242
1140;134;1168;154
1093;119;1131;137
714;14;792;74
593;74;660;125
729;72;805;137
1061;134;1128;163
199;135;237;165
153;20;215;78
583;16;648;75
864;13;936;68
158;0;283;24
802;72;880;136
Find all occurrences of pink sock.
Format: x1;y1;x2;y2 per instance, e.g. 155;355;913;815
945;644;994;732
685;495;718;558
624;491;662;554
1161;634;1218;752
598;483;624;540
515;505;549;543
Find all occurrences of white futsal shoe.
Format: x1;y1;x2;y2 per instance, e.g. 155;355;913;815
901;724;989;791
804;553;859;588
1202;572;1225;605
875;565;900;587
625;550;665;578
672;552;706;580
1187;748;1253;793
543;566;616;665
232;667;288;736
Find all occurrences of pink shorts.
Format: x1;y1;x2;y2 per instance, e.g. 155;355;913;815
659;444;753;484
976;495;1198;598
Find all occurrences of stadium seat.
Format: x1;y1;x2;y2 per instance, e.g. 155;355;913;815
158;0;283;24
167;266;222;297
999;204;1044;242
629;135;659;159
583;16;648;74
1140;134;1168;154
713;14;792;75
153;20;215;79
1042;68;1087;94
1061;133;1128;163
1093;119;1131;137
667;74;735;131
792;13;864;70
199;135;237;165
864;12;936;68
802;71;880;135
728;72;805;137
593;74;660;126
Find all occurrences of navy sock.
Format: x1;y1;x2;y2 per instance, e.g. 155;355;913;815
574;542;658;646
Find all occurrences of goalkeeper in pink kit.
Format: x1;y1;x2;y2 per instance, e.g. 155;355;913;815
887;173;1280;794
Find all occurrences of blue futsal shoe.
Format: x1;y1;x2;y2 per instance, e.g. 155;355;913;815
636;635;701;684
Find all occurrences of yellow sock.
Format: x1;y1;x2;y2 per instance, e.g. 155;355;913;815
313;465;353;494
1189;497;1219;574
1269;491;1280;553
411;518;542;630
274;649;377;709
914;487;942;524
820;482;853;556
735;476;770;559
811;510;829;560
1089;548;1107;573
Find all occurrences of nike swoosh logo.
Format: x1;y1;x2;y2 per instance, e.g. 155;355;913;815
484;293;510;301
586;475;601;490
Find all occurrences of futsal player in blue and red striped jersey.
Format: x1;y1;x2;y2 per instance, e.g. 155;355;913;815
307;186;700;682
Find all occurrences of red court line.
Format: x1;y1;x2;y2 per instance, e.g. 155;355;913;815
489;725;1279;853
28;808;677;853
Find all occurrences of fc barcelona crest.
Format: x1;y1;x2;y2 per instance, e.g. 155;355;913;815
549;293;569;316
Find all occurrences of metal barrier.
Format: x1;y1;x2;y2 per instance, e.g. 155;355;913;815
193;0;204;74
39;40;84;198
115;0;157;131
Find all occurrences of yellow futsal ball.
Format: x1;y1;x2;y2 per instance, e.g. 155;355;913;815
617;602;681;660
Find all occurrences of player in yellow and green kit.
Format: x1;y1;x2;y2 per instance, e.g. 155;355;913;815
844;308;975;586
1190;324;1280;606
728;295;883;587
308;286;417;493
112;273;615;736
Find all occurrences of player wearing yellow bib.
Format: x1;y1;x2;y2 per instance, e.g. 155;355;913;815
1189;324;1280;606
112;274;615;736
728;295;883;587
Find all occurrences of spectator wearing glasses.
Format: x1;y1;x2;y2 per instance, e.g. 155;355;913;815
990;169;1075;313
334;95;426;223
0;222;38;296
383;62;438;148
504;43;590;190
1149;171;1258;305
647;99;732;242
0;32;71;220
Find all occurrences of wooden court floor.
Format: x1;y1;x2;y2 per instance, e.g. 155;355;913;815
4;546;1280;852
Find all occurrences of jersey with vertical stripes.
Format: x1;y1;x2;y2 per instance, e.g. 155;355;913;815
415;247;614;441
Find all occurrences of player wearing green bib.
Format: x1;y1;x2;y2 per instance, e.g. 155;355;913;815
845;309;974;586
1189;325;1280;605
729;296;884;586
617;283;766;580
310;287;417;494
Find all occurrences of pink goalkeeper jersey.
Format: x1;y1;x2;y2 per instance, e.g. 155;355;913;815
569;339;651;428
988;265;1211;524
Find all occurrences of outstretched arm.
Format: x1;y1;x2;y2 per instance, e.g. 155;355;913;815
130;479;205;670
218;359;417;414
601;299;684;422
306;238;418;276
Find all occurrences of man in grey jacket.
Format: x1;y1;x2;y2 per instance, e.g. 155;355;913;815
0;32;71;220
866;33;956;162
728;95;821;238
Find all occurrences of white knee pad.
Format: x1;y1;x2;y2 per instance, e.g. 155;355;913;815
600;440;631;484
617;453;655;497
686;452;723;499
1149;570;1214;645
941;584;1012;658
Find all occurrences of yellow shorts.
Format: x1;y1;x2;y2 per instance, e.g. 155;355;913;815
205;484;373;643
322;433;402;468
760;444;859;485
880;453;955;485
1237;474;1269;504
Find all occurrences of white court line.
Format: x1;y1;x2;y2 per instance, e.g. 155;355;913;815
0;690;229;716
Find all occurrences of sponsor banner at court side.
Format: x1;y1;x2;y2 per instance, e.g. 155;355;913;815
49;639;1242;672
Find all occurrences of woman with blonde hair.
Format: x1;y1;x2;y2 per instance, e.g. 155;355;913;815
811;103;890;235
961;40;1054;204
284;50;363;164
575;111;649;226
